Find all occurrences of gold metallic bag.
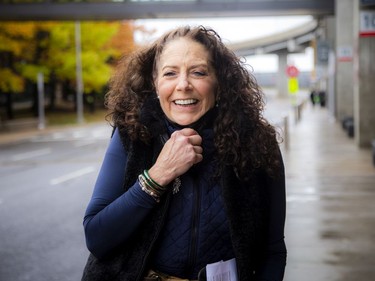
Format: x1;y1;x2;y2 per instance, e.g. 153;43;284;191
143;270;198;281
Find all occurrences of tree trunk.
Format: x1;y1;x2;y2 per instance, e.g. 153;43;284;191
5;92;14;120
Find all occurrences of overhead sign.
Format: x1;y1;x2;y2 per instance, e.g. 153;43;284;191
317;41;330;64
286;65;299;77
360;11;375;36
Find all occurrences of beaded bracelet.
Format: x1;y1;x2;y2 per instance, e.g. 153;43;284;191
138;174;161;202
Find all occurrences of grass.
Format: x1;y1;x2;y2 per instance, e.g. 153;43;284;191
4;107;109;127
46;108;108;126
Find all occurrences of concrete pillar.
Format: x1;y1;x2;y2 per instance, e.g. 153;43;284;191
336;0;375;148
276;51;288;98
322;16;336;118
335;0;359;121
357;26;375;147
313;17;335;116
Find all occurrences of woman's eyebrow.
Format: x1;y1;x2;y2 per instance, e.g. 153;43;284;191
161;63;208;71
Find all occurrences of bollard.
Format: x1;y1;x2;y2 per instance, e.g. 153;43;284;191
342;116;353;132
345;119;354;138
294;105;300;124
283;115;289;150
294;102;304;124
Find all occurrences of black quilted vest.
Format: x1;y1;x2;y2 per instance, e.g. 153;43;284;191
81;101;269;281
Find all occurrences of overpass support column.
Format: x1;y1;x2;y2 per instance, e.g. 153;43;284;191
276;51;288;98
335;0;359;121
336;0;375;147
357;10;375;147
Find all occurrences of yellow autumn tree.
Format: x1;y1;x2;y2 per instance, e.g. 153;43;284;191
0;20;137;117
108;20;137;59
0;21;39;93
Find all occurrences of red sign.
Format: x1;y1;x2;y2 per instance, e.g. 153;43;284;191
360;11;375;37
286;65;299;77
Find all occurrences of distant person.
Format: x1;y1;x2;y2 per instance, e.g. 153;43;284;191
319;90;326;107
81;25;287;281
310;89;317;106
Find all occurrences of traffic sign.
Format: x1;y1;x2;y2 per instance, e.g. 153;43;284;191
288;77;299;94
286;65;299;77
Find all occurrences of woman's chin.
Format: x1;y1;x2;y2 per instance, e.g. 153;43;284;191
174;121;196;127
171;116;200;127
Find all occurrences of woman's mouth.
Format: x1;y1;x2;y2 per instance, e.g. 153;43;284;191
174;99;198;106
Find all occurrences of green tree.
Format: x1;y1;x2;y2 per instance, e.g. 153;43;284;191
0;22;43;119
0;22;39;93
0;21;137;119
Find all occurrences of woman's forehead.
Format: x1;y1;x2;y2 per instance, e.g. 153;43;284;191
157;38;211;65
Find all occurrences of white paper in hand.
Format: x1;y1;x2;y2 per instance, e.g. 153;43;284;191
205;258;238;281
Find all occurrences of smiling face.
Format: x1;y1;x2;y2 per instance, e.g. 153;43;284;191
154;37;217;126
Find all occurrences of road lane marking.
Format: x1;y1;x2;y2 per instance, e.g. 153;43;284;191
11;148;51;161
50;166;95;185
74;140;96;147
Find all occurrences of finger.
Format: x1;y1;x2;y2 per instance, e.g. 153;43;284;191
188;135;202;146
178;128;199;136
194;153;203;164
170;129;202;145
170;129;196;141
193;146;203;155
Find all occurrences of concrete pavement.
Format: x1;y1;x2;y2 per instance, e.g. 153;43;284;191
282;104;375;281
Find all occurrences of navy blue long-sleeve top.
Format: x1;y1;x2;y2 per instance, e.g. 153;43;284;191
83;129;157;259
83;126;286;280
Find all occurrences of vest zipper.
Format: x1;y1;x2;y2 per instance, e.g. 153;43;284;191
186;175;201;275
135;190;172;281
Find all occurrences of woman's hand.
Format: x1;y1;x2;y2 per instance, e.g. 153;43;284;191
148;128;203;186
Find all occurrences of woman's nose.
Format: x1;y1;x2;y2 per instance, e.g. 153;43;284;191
176;75;191;90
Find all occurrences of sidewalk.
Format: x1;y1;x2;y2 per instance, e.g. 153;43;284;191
282;105;375;281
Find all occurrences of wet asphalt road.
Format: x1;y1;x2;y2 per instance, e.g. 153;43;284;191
0;123;112;281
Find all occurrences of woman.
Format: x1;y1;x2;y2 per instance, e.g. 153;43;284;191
82;26;287;281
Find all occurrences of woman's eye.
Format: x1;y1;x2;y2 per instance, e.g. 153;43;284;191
163;71;176;77
193;71;207;76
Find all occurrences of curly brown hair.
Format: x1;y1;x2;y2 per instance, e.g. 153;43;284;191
106;25;282;180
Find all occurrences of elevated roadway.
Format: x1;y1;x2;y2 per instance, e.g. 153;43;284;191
228;19;319;56
0;0;334;21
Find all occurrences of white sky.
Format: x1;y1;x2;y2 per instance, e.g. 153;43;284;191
134;16;314;72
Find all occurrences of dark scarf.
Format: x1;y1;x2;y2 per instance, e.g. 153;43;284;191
81;99;268;281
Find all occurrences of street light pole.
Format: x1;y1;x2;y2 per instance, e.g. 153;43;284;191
37;72;45;130
75;21;84;124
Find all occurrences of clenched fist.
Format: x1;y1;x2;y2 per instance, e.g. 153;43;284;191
148;128;203;187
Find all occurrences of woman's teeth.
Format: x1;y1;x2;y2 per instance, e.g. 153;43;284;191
174;99;197;105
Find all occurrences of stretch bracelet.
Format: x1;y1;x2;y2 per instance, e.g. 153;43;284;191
138;174;161;202
143;170;164;191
